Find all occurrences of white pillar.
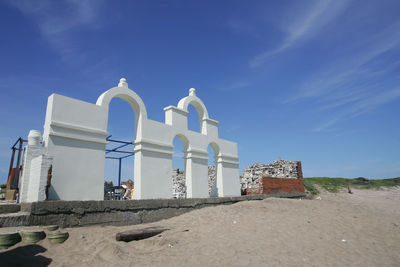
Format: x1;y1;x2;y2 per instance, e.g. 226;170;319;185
185;149;209;198
216;155;240;197
26;155;52;202
19;130;45;203
133;140;173;199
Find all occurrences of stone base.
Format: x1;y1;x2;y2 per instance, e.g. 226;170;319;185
0;193;305;228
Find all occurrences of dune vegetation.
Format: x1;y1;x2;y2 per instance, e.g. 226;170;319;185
304;177;400;195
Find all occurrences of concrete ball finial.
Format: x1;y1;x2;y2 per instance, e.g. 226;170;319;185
189;88;196;96
28;130;41;146
118;78;128;87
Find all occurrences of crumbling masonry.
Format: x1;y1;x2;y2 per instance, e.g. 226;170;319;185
240;159;304;194
172;166;217;198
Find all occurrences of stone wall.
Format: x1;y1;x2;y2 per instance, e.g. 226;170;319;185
172;169;186;198
208;166;217;196
0;192;306;228
172;166;217;198
241;159;301;191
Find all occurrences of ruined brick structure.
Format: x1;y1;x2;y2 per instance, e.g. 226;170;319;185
241;159;305;195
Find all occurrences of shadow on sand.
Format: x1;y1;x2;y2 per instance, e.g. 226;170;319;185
0;244;52;266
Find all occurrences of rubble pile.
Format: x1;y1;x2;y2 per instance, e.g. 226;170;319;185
172;168;186;198
208;166;217;196
172;166;218;198
241;159;300;190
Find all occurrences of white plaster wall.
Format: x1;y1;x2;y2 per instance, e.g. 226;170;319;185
47;136;106;200
133;149;173;199
217;162;241;197
43;94;108;201
43;94;108;145
40;79;240;201
26;155;52;202
19;145;44;202
185;156;209;198
134;112;239;199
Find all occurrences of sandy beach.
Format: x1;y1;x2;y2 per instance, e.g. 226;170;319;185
1;187;399;266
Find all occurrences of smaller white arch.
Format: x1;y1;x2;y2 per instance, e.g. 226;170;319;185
208;141;221;156
177;88;209;120
174;134;190;151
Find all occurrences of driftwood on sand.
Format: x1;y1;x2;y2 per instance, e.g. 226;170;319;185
116;227;169;242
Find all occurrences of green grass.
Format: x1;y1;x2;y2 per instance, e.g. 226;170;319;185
303;179;320;195
303;177;400;194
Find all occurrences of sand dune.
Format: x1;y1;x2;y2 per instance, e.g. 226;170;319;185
1;187;399;266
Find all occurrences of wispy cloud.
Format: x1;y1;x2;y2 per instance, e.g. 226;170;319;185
313;87;400;132
226;18;259;38
347;87;400;117
173;151;184;158
7;0;104;64
288;22;400;103
249;0;350;68
219;81;252;92
282;20;400;132
313;118;339;133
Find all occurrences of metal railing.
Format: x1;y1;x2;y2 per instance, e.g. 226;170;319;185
7;137;27;190
105;135;134;187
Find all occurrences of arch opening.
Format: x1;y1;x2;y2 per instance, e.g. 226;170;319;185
172;135;189;198
208;142;220;197
104;98;135;200
187;104;201;133
97;86;148;141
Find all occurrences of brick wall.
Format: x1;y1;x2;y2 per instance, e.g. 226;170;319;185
259;177;305;194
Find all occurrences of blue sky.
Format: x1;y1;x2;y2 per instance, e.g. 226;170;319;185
0;0;399;185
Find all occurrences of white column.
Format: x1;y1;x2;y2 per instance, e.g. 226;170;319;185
26;155;53;202
133;140;173;199
185;149;209;198
19;130;45;203
216;155;241;197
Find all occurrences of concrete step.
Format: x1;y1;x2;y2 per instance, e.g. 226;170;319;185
0;204;21;214
0;212;31;228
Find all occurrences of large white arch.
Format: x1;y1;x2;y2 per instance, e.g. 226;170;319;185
96;79;147;139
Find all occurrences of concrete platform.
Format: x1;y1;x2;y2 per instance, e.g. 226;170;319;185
0;203;20;214
0;192;306;228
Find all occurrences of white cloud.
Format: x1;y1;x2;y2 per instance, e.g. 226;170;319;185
313;87;400;132
173;151;184;158
249;0;350;68
283;19;400;132
312;118;339;132
219;81;252;92
288;21;400;103
226;18;260;38
7;0;104;64
348;87;400;117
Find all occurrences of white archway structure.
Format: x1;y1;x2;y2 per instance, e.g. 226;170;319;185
31;78;240;201
96;79;147;140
